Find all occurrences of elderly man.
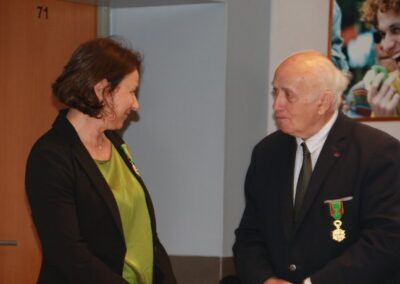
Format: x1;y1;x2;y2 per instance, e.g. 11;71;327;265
233;51;400;284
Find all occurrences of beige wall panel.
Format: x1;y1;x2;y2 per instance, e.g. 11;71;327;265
0;0;96;282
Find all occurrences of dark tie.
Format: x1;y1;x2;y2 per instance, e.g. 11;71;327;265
294;142;312;222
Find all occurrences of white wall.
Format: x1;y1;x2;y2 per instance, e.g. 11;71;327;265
363;121;400;140
222;0;271;256
111;3;227;256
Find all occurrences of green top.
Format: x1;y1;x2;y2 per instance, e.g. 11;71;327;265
96;144;153;284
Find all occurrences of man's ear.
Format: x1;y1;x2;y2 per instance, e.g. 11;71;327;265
318;90;334;115
94;79;109;100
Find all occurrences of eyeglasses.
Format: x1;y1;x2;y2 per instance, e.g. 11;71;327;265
372;24;400;44
373;30;383;44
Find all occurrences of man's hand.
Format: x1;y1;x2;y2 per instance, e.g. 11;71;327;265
364;69;400;116
263;277;292;284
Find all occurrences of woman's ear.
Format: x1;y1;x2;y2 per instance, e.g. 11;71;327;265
94;79;109;100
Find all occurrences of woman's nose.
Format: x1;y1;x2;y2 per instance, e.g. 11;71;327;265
132;95;140;111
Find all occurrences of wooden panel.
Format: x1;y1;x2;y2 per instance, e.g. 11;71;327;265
169;255;220;284
0;0;96;282
169;255;238;283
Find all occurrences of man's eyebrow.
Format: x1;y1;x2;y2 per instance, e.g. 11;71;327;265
378;22;400;31
279;86;295;93
388;23;400;29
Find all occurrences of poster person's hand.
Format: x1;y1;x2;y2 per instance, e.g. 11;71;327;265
364;69;400;116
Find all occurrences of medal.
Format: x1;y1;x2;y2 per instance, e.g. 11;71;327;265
332;220;346;242
326;200;346;242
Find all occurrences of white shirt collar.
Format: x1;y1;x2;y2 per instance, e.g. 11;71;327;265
295;111;338;153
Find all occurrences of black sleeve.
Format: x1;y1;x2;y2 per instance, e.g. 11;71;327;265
233;148;275;284
153;236;177;284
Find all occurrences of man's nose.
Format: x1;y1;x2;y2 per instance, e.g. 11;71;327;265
380;34;397;53
272;92;285;111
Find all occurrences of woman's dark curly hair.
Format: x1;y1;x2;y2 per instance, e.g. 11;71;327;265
52;37;142;118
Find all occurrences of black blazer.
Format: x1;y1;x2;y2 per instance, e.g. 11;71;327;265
234;113;400;284
25;110;177;284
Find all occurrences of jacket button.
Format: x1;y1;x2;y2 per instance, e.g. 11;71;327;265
289;264;297;272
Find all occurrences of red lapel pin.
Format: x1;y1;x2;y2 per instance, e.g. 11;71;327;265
333;149;342;157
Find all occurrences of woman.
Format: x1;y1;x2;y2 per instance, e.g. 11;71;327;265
25;37;177;284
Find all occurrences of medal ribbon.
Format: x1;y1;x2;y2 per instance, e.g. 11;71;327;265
329;200;344;220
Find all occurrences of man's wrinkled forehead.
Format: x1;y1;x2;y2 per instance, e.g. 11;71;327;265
274;56;319;82
273;53;332;92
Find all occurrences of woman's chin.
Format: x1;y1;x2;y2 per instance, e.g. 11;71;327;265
106;121;124;131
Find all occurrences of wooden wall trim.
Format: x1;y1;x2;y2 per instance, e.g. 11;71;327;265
169;255;237;283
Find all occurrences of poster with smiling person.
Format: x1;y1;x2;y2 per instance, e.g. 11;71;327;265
330;0;400;120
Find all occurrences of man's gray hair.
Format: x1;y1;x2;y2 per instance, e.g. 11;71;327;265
331;68;351;109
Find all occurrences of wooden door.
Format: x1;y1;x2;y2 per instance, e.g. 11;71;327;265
0;0;96;282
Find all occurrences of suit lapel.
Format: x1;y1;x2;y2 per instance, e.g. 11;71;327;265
293;113;349;233
280;136;297;240
52;110;125;240
74;131;158;242
72;141;125;240
106;131;158;234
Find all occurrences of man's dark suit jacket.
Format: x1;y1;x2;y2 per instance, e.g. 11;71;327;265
233;113;400;284
25;110;177;284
